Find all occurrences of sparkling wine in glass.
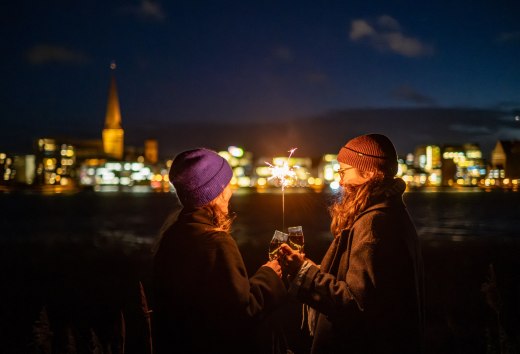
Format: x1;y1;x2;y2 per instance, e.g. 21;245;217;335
287;225;304;253
269;230;288;261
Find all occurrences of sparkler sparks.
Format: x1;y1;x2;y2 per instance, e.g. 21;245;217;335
265;148;298;191
265;148;299;230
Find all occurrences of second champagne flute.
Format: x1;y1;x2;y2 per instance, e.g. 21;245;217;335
287;225;304;253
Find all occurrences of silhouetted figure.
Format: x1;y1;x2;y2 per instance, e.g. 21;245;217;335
152;148;287;354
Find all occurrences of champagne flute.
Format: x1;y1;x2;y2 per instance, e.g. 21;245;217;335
269;230;288;261
287;226;304;253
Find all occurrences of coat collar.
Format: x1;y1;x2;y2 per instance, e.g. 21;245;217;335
353;177;406;223
178;205;216;227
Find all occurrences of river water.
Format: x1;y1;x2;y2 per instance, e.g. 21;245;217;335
1;189;519;353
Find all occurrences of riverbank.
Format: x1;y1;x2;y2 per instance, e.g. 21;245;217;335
1;191;518;353
2;235;519;353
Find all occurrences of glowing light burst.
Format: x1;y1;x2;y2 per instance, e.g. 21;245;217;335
266;148;298;191
265;148;299;230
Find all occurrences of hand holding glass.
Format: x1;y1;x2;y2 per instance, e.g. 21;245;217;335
269;230;288;261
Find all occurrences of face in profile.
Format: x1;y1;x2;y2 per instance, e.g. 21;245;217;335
338;163;374;188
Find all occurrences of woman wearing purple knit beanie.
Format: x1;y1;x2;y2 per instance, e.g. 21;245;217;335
152;148;288;354
280;134;425;353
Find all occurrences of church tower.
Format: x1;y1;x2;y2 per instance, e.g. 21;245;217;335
102;62;124;160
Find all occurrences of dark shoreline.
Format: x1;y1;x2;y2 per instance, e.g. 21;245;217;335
1;191;519;353
2;236;519;353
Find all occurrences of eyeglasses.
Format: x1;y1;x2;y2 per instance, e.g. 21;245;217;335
337;166;355;178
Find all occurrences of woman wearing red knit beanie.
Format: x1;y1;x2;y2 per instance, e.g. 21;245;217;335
281;133;425;354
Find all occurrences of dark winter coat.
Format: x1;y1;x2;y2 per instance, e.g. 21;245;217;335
152;206;287;354
292;181;425;353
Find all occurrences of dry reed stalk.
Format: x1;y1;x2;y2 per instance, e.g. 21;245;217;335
480;263;519;353
90;328;103;354
139;281;154;354
33;306;53;354
119;310;126;354
65;326;78;354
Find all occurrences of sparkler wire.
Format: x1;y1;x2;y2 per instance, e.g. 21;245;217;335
265;148;297;231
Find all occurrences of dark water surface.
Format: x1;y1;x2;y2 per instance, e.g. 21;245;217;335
1;189;519;353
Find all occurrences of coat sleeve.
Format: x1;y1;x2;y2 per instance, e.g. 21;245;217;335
291;212;387;322
208;231;287;321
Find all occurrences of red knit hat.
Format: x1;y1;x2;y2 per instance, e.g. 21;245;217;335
337;134;398;176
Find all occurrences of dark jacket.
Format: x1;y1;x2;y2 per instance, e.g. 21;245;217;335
152;206;287;354
291;181;425;353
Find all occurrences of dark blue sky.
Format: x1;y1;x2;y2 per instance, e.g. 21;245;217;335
2;0;520;157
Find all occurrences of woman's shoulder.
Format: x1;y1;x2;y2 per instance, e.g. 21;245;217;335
352;207;396;238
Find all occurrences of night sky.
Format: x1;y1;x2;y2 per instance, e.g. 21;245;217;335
2;0;520;159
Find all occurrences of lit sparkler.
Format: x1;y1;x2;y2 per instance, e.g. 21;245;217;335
265;148;298;230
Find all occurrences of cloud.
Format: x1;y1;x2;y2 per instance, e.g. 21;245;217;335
391;85;437;105
349;15;434;57
350;20;375;40
497;31;520;44
495;126;520;140
377;15;401;31
449;124;493;135
448;115;520;143
492;101;520;111
25;44;88;65
120;0;166;21
497;111;520;124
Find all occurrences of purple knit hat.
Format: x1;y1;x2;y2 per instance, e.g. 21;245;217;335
168;148;233;207
337;134;398;176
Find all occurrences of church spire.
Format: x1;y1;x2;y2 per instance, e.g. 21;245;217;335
104;61;122;129
102;61;124;160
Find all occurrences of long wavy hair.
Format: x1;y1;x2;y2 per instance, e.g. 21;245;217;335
329;170;393;238
207;199;235;233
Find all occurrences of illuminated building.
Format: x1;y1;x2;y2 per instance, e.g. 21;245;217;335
441;143;486;187
413;145;442;173
144;139;159;165
404;145;442;187
76;64;159;191
149;146;254;192
13;155;36;185
490;140;520;178
486;140;520;189
67;139;104;161
34;138;76;186
0;153;36;189
316;154;339;190
150;159;171;192
102;62;124;160
219;146;254;188
0;152;16;185
79;161;152;191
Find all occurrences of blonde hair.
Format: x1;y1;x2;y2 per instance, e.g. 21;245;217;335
152;190;234;256
329;171;390;237
207;200;234;233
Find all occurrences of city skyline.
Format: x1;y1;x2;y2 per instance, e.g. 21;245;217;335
0;119;514;163
2;1;520;157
